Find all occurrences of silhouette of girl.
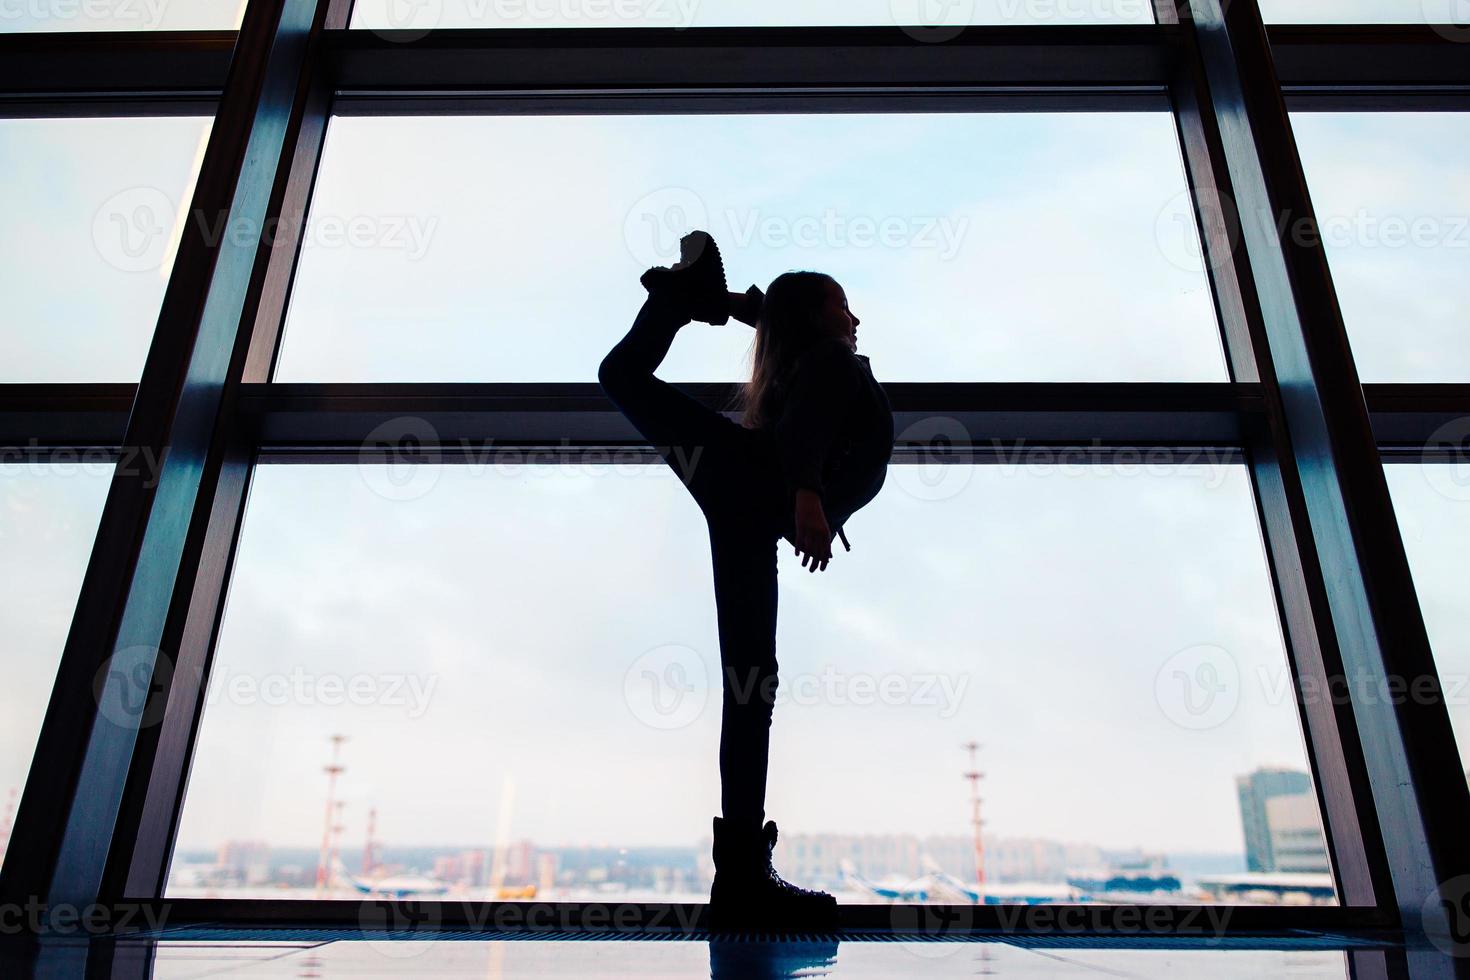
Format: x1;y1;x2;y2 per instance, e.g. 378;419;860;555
598;231;895;931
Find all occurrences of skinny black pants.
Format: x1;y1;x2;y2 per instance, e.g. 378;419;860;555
598;293;792;830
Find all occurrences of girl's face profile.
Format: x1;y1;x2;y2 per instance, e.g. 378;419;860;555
816;280;860;350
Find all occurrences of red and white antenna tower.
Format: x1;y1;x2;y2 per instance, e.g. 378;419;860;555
314;734;347;896
962;741;986;893
328;800;347;890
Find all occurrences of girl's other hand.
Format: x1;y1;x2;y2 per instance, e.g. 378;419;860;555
794;489;833;573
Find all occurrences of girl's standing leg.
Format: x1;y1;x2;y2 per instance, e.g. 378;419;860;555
707;519;781;830
599;293;784;827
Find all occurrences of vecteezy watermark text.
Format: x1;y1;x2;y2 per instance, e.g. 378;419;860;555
724;664;971;718
0;0;167;27
0;898;170;936
92;187;438;273
622;187;973;267
0;442;165;486
623;645;971;730
724;208;971;261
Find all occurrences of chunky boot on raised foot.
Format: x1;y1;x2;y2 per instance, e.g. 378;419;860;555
707;817;839;933
640;230;730;325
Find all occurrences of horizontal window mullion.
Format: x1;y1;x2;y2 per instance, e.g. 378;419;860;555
0;31;236;110
328;25;1175;96
1273;24;1470;110
241;380;1258;450
5;25;1467;113
6;382;1470;452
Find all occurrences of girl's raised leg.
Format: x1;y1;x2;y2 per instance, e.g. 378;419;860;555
598;292;745;515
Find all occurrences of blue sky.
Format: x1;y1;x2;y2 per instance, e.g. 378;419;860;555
1293;113;1470;381
274;112;1225;383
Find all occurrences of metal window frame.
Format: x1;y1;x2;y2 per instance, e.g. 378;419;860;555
0;0;1468;956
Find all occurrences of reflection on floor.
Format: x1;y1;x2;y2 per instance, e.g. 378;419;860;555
148;941;1352;979
3;928;1446;979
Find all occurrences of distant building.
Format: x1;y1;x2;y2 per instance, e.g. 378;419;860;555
459;848;486;886
770;832;1102;888
979;838;1105;884
504;839;536;884
537;852;558;894
1236;767;1328;873
433;854;461;882
773;833;921;886
216;840;271;885
1265;792;1330;873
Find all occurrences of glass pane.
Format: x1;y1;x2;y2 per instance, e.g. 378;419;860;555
1291;113;1470;383
276;113;1225;383
0;462;112;873
351;0;1155;31
0;0;243;31
0;116;214;382
170;460;1331;905
1263;1;1467;23
1384;463;1470;777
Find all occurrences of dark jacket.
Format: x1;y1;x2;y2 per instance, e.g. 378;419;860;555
767;335;895;549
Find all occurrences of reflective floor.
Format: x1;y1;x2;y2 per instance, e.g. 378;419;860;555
148;941;1357;979
6;931;1447;979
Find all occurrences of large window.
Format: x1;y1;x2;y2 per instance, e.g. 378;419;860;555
275;113;1225;383
0;462;112;873
169;461;1331;905
0;116;214;382
1292;112;1470;382
5;0;1464;940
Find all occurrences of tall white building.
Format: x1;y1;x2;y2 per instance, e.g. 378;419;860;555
1236;767;1329;873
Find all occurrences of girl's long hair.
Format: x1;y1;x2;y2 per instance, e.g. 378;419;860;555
732;271;837;430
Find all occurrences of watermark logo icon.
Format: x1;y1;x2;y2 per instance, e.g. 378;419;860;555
624;187;709;269
624;643;710;730
890;0;975;42
93;645;174;730
1423;0;1470;42
1155;185;1239;275
359;416;442;502
374;0;443;41
892;416;974;502
1423;417;1470;502
358;897;444;958
889;897;974;958
93;186;175;273
1422;875;1470;957
1155;643;1240;730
